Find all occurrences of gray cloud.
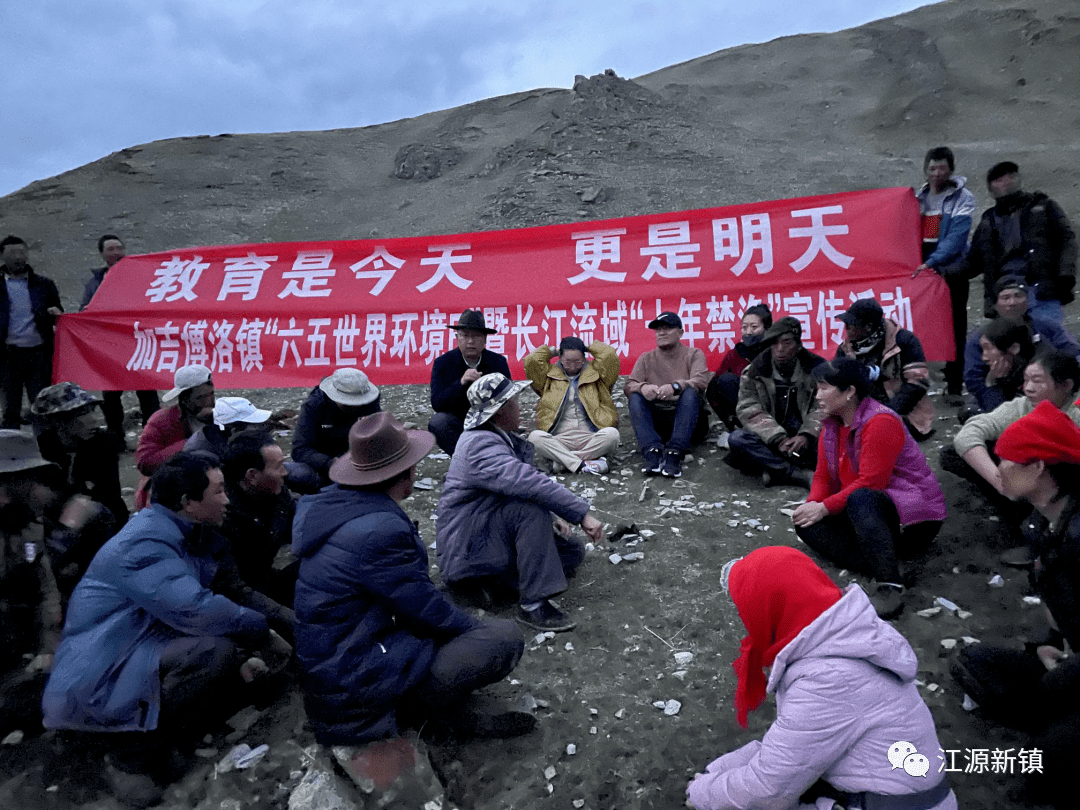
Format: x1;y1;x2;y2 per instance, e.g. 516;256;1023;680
0;0;928;196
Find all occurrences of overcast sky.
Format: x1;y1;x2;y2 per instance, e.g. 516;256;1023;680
2;0;931;198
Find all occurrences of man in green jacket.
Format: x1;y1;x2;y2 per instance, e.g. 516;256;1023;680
727;317;825;489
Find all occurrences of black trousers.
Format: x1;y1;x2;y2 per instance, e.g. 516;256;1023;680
101;390;160;437
0;345;51;427
795;488;941;583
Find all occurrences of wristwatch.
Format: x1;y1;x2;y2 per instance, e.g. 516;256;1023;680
672;382;682;394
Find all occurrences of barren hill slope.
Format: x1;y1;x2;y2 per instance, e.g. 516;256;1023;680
1;0;1077;309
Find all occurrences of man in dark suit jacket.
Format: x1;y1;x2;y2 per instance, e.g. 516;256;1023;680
0;235;62;429
428;309;511;454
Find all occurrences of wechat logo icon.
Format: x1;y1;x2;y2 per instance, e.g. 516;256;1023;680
887;741;930;778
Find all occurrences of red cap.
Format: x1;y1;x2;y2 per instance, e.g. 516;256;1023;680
996;399;1080;466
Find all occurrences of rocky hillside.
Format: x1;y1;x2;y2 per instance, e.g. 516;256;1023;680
1;0;1077;311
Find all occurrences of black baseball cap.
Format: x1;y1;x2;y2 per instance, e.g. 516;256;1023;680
648;312;683;330
837;298;884;329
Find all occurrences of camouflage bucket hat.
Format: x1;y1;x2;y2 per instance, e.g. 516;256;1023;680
464;373;530;430
31;382;100;418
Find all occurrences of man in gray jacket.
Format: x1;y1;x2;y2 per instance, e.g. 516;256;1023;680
436;373;604;633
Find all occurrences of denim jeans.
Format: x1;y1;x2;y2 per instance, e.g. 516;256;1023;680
628;389;706;455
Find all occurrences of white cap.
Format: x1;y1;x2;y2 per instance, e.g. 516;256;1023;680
162;364;212;403
213;397;271;427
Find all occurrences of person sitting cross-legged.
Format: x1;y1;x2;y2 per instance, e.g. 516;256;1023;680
436;373;604;633
726;316;825;490
524;336;620;475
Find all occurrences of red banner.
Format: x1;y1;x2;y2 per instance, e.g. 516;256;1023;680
54;187;952;390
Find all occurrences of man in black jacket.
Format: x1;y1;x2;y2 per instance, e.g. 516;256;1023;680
80;234;160;442
967;161;1077;325
291;367;381;490
428;309;511;455
0;236;62;429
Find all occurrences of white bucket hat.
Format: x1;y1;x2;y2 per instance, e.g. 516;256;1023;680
319;368;380;406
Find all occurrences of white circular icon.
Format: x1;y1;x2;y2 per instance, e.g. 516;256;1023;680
887;741;918;770
903;753;930;778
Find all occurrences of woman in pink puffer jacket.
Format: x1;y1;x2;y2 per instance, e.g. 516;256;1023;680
687;547;956;810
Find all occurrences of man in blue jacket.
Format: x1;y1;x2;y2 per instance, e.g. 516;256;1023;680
292;412;532;746
915;147;976;402
962;276;1080;419
42;453;282;806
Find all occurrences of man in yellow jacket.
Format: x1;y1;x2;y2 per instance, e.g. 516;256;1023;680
524;337;620;474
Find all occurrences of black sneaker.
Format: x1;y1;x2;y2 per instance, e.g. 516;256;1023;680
660;449;683;478
517;600;576;632
870;582;905;620
104;756;164;809
640;446;662;475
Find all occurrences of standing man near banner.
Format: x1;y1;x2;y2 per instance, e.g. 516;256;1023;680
428;310;511;455
80;235;160;445
624;312;710;479
967;161;1077;325
915;147;976;404
0;236;63;430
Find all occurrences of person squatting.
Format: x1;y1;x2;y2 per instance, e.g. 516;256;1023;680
3;158;1075;808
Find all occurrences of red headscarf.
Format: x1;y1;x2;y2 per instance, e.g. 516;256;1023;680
997;399;1080;466
728;546;843;728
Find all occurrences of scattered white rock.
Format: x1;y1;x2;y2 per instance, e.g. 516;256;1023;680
962;694;980;712
957;610;973;619
609;554;623;565
589;707;599;716
413;478;435;490
663;699;682;716
940;639;958;650
544;765;557;780
988;574;1004;587
565;642;574;651
621;552;645;562
1023;595;1042;605
962;636;981;645
926;683;940;692
574;800;586;808
566;743;577;756
638;529;655;538
672;670;688;681
589;726;597;734
935;597;960;612
674;651;694;667
614;708;625;719
2;730;24;745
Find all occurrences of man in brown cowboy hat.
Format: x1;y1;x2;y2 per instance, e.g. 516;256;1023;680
292;411;533;745
437;373;605;633
428;309;511;455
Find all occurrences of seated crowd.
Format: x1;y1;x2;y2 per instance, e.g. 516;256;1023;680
1;149;1076;810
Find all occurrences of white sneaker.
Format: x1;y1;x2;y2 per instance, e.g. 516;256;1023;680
581;458;608;475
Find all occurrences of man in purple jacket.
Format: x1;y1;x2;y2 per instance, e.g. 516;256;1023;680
436;373;604;633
